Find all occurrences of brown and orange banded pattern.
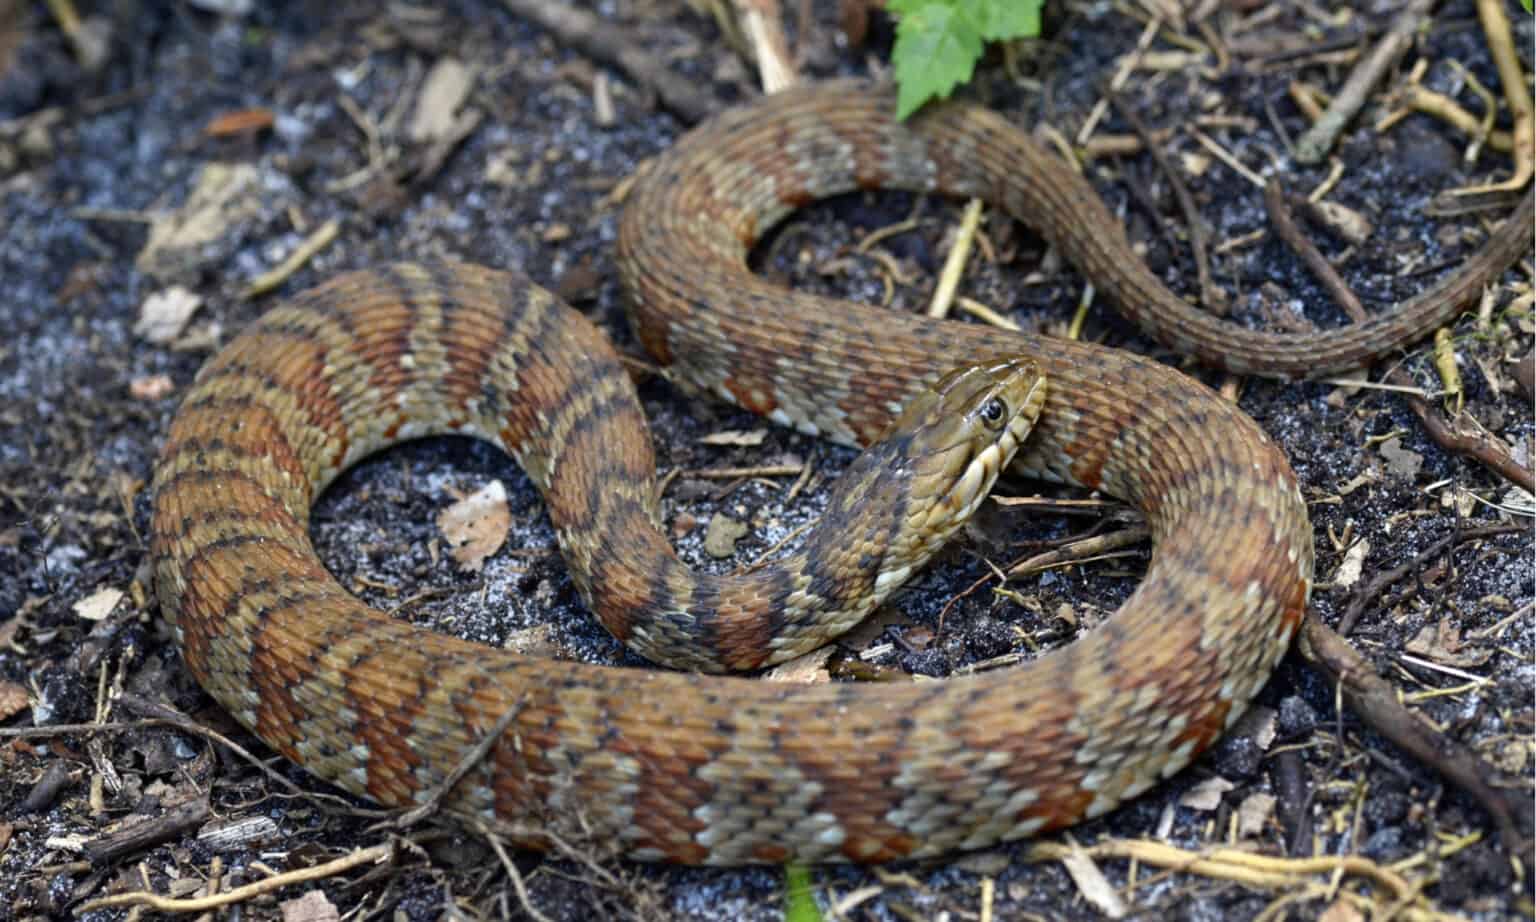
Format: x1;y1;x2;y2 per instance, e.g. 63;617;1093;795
151;82;1525;864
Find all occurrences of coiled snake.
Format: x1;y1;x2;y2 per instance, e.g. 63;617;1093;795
150;81;1531;864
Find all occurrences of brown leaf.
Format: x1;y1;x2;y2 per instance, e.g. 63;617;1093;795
436;481;510;572
0;680;28;722
280;890;340;922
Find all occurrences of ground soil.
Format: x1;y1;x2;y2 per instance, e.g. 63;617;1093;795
0;2;1531;920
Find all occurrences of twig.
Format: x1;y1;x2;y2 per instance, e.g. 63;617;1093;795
1026;837;1419;900
1336;523;1525;636
1386;368;1535;493
684;463;803;479
1108;89;1223;314
475;822;556;922
499;0;718;124
77;843;395;912
243;218;341;298
1297;615;1533;869
83;798;210;865
1187;128;1266;188
1262;179;1367;323
1295;0;1435;164
927;199;985;318
1006;526;1151;577
1450;0;1533;194
734;0;797;93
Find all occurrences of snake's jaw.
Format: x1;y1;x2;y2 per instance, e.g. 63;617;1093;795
900;357;1046;542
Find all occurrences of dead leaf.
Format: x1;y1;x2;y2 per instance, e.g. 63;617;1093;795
437;481;509;572
1307;200;1372;245
699;428;767;447
703;514;749;558
503;624;559;658
1318;898;1365;922
1379;437;1423;479
409;58;475;143
762;646;834;684
136;163;262;276
280;889;340;922
129;374;176;401
1406;619;1491;669
0;680;28;722
1235;792;1275;838
1332;538;1370;589
73;587;124;622
134;287;203;344
1179;776;1234;811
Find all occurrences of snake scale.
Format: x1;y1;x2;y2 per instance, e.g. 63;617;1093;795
150;81;1531;864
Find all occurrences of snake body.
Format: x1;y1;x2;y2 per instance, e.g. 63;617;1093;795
150;82;1527;864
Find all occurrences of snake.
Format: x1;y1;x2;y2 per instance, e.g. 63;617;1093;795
149;81;1530;864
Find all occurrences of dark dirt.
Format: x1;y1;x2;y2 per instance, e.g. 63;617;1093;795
0;2;1532;920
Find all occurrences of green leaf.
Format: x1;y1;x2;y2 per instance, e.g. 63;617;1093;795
885;0;938;14
784;864;822;922
1523;0;1532;12
892;3;985;119
972;0;1044;41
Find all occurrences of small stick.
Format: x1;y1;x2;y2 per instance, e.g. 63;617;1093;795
1297;615;1533;869
685;463;803;480
1006;526;1151;577
78;844;395;912
1447;0;1533;194
1336;523;1525;636
1188;128;1266;188
499;0;717;124
243;219;340;299
1386;368;1535;493
735;0;797;93
1295;0;1435;164
927;198;985;319
1262;179;1367;323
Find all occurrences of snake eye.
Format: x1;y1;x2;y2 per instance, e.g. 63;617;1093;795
978;397;1007;430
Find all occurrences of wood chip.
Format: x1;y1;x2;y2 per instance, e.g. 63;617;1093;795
205;108;274;138
133;287;203;344
129;374;176;401
73;587;124;622
1179;775;1235;811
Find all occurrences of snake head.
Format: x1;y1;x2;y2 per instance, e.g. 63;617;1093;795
825;356;1046;606
898;356;1047;536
